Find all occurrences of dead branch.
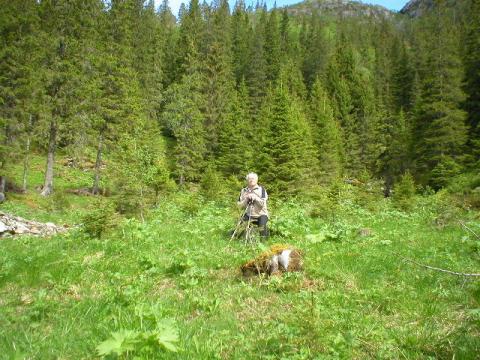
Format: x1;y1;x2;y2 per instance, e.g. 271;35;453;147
399;255;480;278
459;221;480;240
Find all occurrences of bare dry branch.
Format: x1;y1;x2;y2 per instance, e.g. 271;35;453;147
400;255;480;278
459;221;480;240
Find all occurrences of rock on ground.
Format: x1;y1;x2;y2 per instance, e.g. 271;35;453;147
0;211;68;238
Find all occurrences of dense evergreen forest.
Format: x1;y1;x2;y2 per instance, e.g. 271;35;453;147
0;0;479;204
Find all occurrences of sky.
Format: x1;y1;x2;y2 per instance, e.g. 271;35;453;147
155;0;410;18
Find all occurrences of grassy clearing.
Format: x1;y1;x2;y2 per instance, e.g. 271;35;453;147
1;195;479;359
1;154;96;223
0;156;479;359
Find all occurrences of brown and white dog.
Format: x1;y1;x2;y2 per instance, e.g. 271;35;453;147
241;244;303;277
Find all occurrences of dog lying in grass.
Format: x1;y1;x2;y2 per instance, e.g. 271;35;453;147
241;244;303;277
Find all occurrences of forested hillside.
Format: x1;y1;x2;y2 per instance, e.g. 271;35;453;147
1;0;479;202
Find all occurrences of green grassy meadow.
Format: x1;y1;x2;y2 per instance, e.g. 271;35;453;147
1;156;479;359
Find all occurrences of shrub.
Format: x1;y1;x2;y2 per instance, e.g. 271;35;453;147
446;172;480;209
429;156;462;190
81;200;116;238
393;172;416;211
224;175;243;200
415;190;465;227
351;180;384;211
270;200;311;237
305;185;337;220
44;191;71;212
176;191;203;216
200;166;225;200
447;172;480;195
113;192;142;217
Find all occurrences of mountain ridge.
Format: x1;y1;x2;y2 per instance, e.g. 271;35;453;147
400;0;436;17
284;0;394;18
400;0;470;17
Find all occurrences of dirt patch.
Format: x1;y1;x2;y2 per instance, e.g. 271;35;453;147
344;276;359;292
150;278;179;297
25;198;40;209
20;292;34;305
209;267;239;282
300;278;326;291
65;284;82;301
82;251;105;265
234;294;281;323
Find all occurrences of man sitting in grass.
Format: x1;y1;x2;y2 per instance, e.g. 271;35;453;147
237;172;269;237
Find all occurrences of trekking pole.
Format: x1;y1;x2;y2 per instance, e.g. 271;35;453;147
245;201;254;244
230;204;249;241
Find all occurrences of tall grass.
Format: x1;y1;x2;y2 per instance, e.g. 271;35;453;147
1;154;479;358
1;190;479;359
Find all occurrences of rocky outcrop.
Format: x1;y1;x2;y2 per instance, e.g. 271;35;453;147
286;0;393;18
400;0;466;17
0;211;68;237
400;0;436;17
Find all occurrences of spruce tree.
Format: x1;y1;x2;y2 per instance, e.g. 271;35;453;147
390;37;415;113
158;0;178;89
326;52;360;177
301;12;330;90
162;50;206;184
378;110;411;196
0;0;40;188
216;80;252;177
261;82;318;194
231;0;251;85
174;0;205;82
393;171;416;211
92;0;145;194
111;117;170;220
247;7;268;118
326;35;380;177
280;9;292;59
413;10;468;187
37;0;97;196
371;19;394;113
463;0;480;165
309;77;344;183
63;0;103;163
133;0;164;122
279;60;307;102
203;0;236;157
264;6;281;82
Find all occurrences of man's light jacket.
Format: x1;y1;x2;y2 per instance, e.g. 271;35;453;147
237;185;269;218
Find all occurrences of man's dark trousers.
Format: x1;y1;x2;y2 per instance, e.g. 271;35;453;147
242;214;268;237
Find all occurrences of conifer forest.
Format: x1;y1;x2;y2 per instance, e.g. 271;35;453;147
1;0;479;196
0;0;479;358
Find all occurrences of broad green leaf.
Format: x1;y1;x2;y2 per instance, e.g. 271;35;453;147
96;330;140;356
156;320;179;352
